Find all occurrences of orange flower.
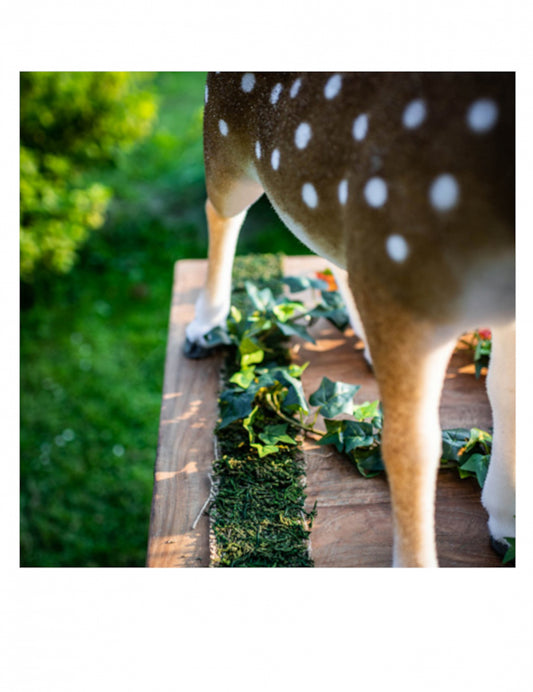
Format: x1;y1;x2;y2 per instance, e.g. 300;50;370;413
316;270;337;291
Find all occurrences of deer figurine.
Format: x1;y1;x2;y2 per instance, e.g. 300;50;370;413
185;72;515;567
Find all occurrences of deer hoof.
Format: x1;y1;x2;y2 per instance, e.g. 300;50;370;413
183;337;213;359
490;536;515;565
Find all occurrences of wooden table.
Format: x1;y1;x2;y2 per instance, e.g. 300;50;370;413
146;256;502;568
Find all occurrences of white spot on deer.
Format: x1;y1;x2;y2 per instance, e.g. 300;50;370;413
364;177;388;208
386;234;409;263
295;122;312;149
430;174;459;211
271;148;280;170
290;78;302;98
338;179;348;205
402;99;427;129
467;98;499;133
205;84;208;104
255;140;261;159
271;83;283;105
324;74;342;99
302;183;318;208
218;119;228;136
352;114;368;141
241;73;256;93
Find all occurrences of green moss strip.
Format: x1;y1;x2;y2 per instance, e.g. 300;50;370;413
210;254;315;567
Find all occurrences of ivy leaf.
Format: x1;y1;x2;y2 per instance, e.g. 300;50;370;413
351;449;385;477
309;377;360;418
283;275;329;292
464;427;492;455
352;400;381;422
229;367;256;389
258;423;297;446
272;301;306;323
218;388;256;429
250;442;280;458
275;319;316;343
254;367;279;390
502;538;515;564
230;305;242;323
458;453;490;487
441;428;471;462
239;336;265;368
317;419;346;452
247;315;273;334
287;362;309;379
342;421;375;453
243;405;259;443
245;281;275;312
309;291;349;331
272;368;310;414
318;419;375;454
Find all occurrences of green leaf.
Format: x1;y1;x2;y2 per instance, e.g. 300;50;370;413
276;319;316;343
317;419;346;452
243;405;259;443
342;421;375;453
441;428;471;462
272;368;310;415
245;281;275;312
309;291;349;331
352;400;381;422
283;276;329;292
272;301;305;323
247;315;273;334
318;419;375;454
258;423;297;446
502;537;515;564
239;336;265;368
218;388;256;429
287;362;309;379
458;453;490;487
352;449;385;477
229;367;256;389
254;367;279;390
250;442;280;458
464;428;492;455
230;305;242;323
309;377;360;418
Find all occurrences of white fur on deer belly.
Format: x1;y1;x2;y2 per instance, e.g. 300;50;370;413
267;196;347;269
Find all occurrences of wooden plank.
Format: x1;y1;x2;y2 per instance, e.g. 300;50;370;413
146;260;223;567
283;256;500;567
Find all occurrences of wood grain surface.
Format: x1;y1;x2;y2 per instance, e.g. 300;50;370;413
146;260;222;567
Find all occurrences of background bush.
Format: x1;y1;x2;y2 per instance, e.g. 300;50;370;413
20;72;156;279
20;72;308;567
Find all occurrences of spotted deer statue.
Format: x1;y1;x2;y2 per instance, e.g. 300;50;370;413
185;72;515;567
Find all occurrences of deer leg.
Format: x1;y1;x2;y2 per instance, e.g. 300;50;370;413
482;320;516;552
184;199;248;358
357;299;457;567
330;266;372;366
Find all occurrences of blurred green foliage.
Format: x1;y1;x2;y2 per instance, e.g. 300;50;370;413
20;72;156;279
20;72;308;567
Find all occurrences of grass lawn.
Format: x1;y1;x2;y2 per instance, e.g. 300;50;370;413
20;72;309;567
